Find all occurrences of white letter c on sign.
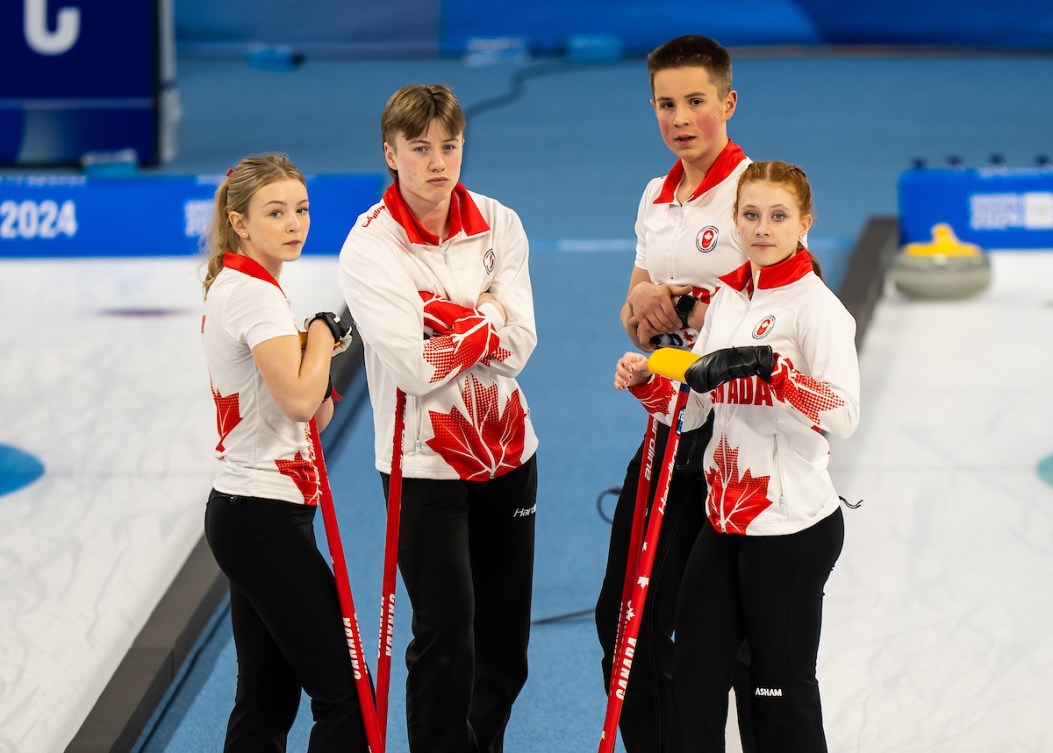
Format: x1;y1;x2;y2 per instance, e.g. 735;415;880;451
25;0;81;56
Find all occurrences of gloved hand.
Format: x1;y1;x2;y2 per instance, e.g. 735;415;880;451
305;311;355;356
683;346;774;393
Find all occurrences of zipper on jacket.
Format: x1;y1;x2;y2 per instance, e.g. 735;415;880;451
769;433;787;516
439;241;458;304
670;203;685;281
413;393;425;452
716;409;731;533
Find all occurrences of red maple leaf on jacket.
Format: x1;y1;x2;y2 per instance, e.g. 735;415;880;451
630;376;677;417
426;375;526;481
210;381;241;452
705;434;773;534
275;451;320;506
420;291;468;333
420;291;509;382
769;355;844;427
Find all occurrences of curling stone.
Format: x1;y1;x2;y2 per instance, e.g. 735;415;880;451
892;223;992;300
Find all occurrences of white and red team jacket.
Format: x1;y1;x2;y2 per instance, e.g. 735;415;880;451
635;140;750;350
631;250;860;536
201;253;320;505
339;182;538;482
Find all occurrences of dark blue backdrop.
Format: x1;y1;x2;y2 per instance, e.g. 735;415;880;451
0;0;160;164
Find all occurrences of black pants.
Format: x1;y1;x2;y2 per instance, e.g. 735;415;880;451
382;454;537;753
595;418;754;753
671;507;845;753
204;491;370;753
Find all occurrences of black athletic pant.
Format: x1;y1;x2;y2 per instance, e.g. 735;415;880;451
671;507;845;753
204;491;370;753
382;455;537;753
595;418;754;753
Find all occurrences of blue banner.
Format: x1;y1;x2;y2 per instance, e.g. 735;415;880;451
0;173;385;258
899;167;1053;249
0;0;159;165
172;0;1053;56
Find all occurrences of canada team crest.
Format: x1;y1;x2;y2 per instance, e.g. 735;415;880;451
752;315;776;339
696;226;719;253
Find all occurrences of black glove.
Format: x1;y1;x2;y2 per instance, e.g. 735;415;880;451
305;312;355;356
683;346;774;393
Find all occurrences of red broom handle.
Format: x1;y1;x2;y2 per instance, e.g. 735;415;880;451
598;384;691;753
609;414;657;691
309;418;384;753
376;388;406;745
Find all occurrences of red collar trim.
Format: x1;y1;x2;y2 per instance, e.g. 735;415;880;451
383;181;490;246
222;252;286;297
719;248;815;292
653;139;747;204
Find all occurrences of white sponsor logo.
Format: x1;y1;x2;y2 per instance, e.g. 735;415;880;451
755;687;783;697
613;636;636;700
184;199;213;237
1024;192;1053;228
342;618;364;679
512;504;536;518
969;192;1053;230
381;593;395;658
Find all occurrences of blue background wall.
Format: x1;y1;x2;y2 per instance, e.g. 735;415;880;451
174;0;1053;55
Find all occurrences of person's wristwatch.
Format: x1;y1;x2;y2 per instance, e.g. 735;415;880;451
674;294;697;328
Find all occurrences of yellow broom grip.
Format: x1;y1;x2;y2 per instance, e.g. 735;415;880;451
646;348;701;382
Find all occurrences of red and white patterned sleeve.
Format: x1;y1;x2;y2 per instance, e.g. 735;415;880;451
628;375;712;430
419;291;510;383
770;290;860;437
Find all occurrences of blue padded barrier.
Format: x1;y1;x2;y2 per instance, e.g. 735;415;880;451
0;173;385;258
898;166;1053;249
